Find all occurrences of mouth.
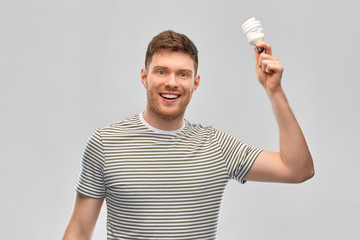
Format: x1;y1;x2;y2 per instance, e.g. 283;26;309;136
160;93;180;100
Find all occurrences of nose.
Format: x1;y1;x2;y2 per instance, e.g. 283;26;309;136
165;73;179;89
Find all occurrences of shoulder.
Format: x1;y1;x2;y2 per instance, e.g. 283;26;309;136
95;114;147;136
185;121;251;149
182;120;221;141
184;119;215;132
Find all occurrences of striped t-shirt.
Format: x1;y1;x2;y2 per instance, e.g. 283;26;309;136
76;114;262;240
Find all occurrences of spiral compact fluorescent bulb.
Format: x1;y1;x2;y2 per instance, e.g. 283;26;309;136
242;17;265;53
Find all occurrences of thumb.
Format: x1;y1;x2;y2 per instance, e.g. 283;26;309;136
254;47;261;67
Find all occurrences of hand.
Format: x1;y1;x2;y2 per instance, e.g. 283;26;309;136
254;41;284;94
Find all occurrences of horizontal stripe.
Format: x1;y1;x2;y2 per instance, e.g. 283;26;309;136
76;114;261;239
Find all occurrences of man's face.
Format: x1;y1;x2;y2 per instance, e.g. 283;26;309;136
141;50;200;121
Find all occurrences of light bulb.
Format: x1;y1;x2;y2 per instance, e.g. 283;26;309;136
242;17;265;53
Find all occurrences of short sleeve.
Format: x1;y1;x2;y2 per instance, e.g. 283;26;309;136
75;129;106;198
213;128;262;184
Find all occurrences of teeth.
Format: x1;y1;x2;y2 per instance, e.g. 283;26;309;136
161;94;179;99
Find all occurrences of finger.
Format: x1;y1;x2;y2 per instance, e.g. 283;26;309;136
259;56;279;70
257;52;277;68
256;41;272;55
260;58;268;72
259;54;278;62
260;59;281;71
264;62;284;74
254;47;261;66
258;53;263;66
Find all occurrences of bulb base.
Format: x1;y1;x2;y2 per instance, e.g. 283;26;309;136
256;46;264;53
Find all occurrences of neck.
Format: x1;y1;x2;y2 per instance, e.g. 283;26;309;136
142;110;185;131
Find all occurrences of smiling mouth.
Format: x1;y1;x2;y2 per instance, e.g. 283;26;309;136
160;93;180;100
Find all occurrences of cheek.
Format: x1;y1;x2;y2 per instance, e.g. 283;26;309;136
187;82;196;93
145;78;154;89
147;76;160;88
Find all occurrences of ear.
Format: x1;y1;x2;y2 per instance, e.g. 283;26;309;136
193;74;200;92
141;68;148;88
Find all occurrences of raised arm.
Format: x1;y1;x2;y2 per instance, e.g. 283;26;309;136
244;41;314;183
63;193;104;240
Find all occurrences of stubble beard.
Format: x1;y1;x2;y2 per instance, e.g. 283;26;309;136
146;91;191;121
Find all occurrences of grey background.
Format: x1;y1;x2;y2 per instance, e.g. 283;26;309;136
1;0;359;239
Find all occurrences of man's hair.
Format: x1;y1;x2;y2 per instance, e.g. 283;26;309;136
145;30;198;75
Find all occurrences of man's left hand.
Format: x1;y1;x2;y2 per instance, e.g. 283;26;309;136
254;41;284;94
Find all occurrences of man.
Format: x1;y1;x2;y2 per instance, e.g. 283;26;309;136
63;30;314;240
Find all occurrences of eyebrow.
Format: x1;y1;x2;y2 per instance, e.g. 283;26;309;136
152;65;169;71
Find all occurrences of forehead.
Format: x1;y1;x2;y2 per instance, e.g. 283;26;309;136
149;50;195;71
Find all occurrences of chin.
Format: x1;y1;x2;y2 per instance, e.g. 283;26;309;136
147;97;189;121
158;110;184;120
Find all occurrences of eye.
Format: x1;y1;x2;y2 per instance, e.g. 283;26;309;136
157;70;166;75
179;72;188;78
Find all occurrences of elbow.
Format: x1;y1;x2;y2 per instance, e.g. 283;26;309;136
293;163;315;184
304;155;315;182
292;153;315;183
297;168;315;183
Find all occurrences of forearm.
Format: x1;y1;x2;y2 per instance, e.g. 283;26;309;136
267;87;314;182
